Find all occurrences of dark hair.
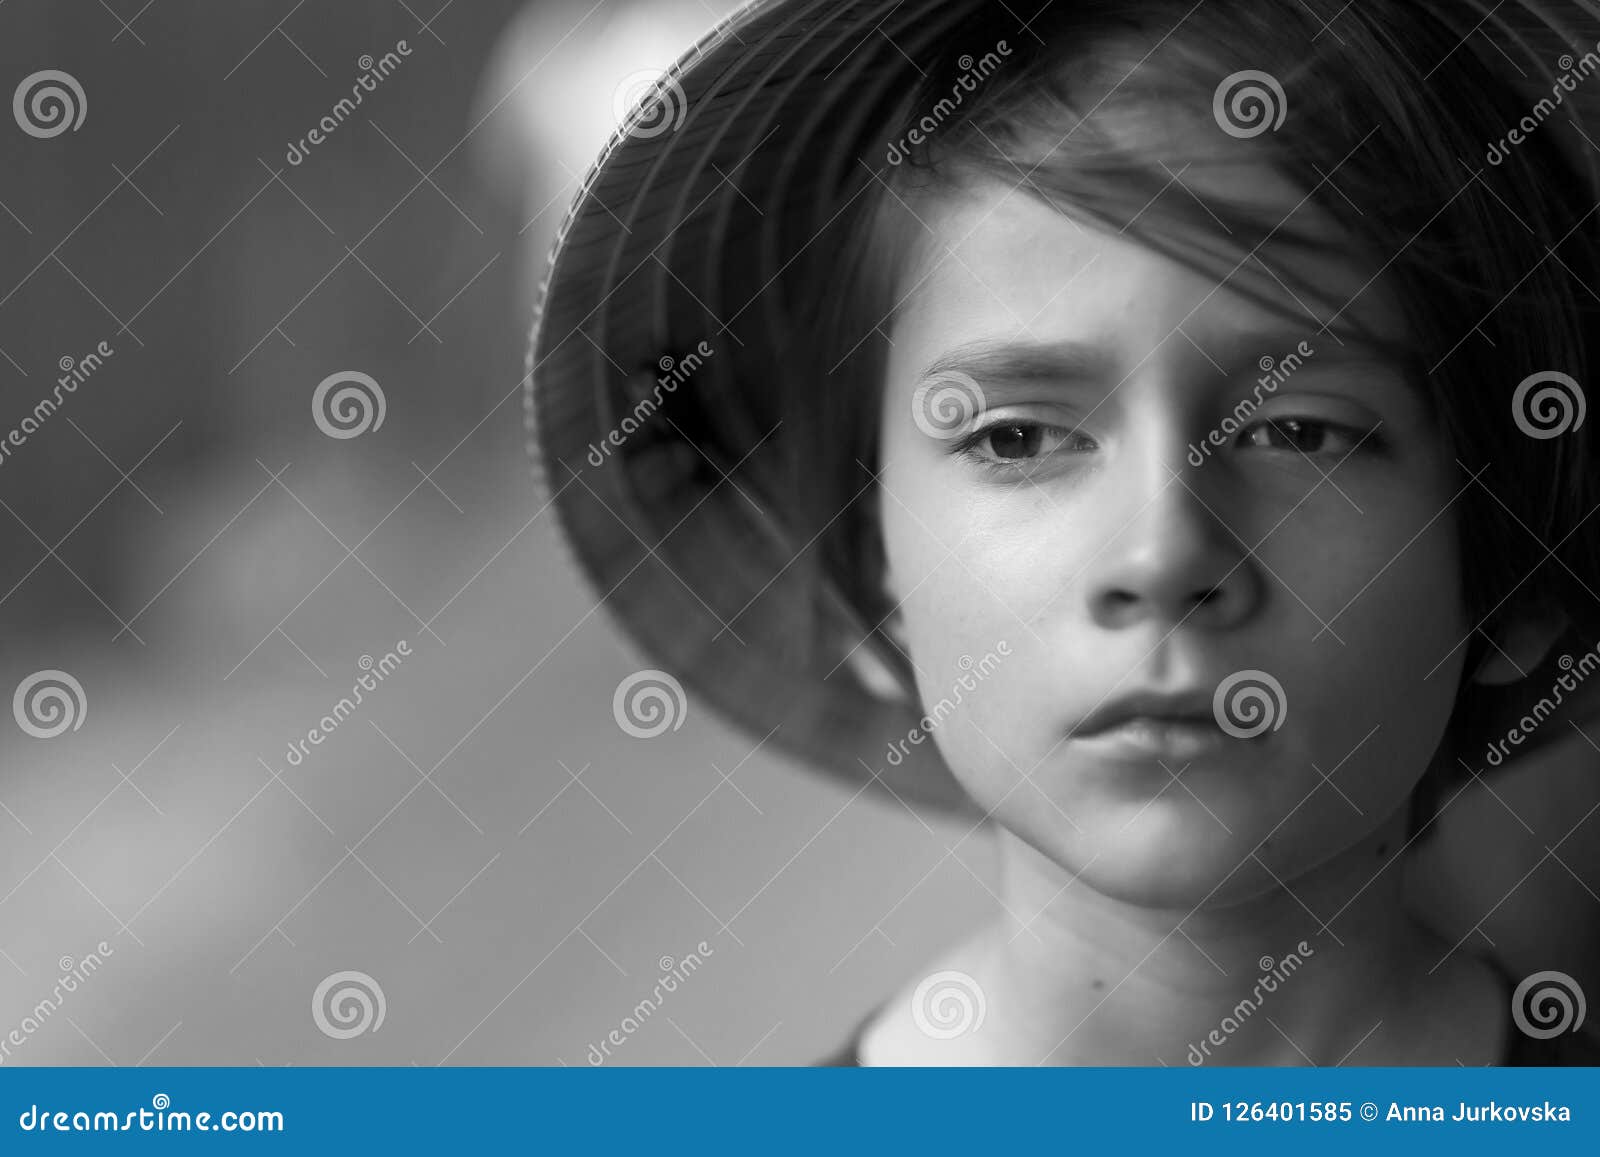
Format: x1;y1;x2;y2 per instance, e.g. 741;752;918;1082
775;0;1600;824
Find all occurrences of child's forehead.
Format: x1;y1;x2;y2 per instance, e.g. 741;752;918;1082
890;163;1410;352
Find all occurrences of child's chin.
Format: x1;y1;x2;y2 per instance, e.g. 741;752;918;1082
1038;821;1291;911
1078;848;1266;909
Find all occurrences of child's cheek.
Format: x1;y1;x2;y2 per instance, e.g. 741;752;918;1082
905;548;1070;805
877;497;1042;786
1249;502;1468;837
1266;479;1462;615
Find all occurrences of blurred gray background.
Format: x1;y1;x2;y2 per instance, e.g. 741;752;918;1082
0;0;991;1066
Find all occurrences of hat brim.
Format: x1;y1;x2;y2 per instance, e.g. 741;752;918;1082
525;0;989;818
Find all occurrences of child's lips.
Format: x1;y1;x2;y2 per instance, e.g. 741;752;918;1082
1070;714;1231;762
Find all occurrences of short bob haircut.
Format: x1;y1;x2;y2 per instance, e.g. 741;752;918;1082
770;0;1600;831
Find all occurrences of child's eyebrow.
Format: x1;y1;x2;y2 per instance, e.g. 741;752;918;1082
916;333;1412;390
915;338;1118;387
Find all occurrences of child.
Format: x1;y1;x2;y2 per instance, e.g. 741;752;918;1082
526;0;1600;1064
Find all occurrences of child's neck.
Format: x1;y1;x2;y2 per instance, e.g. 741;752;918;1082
995;812;1429;1065
864;808;1505;1065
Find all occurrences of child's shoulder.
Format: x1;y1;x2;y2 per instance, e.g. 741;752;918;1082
835;925;998;1066
1420;946;1599;1067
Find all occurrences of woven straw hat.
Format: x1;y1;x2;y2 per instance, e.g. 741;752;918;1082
524;0;1600;818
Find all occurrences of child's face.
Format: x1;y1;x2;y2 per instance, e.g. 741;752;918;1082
875;167;1470;908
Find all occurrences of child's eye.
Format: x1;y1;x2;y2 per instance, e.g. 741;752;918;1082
956;420;1097;469
1238;416;1367;456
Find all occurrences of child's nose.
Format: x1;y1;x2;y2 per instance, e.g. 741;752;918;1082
1080;455;1263;633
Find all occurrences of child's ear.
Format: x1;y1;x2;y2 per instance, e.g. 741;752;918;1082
879;596;909;653
875;534;917;656
845;628;915;703
1470;603;1571;686
841;527;916;704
